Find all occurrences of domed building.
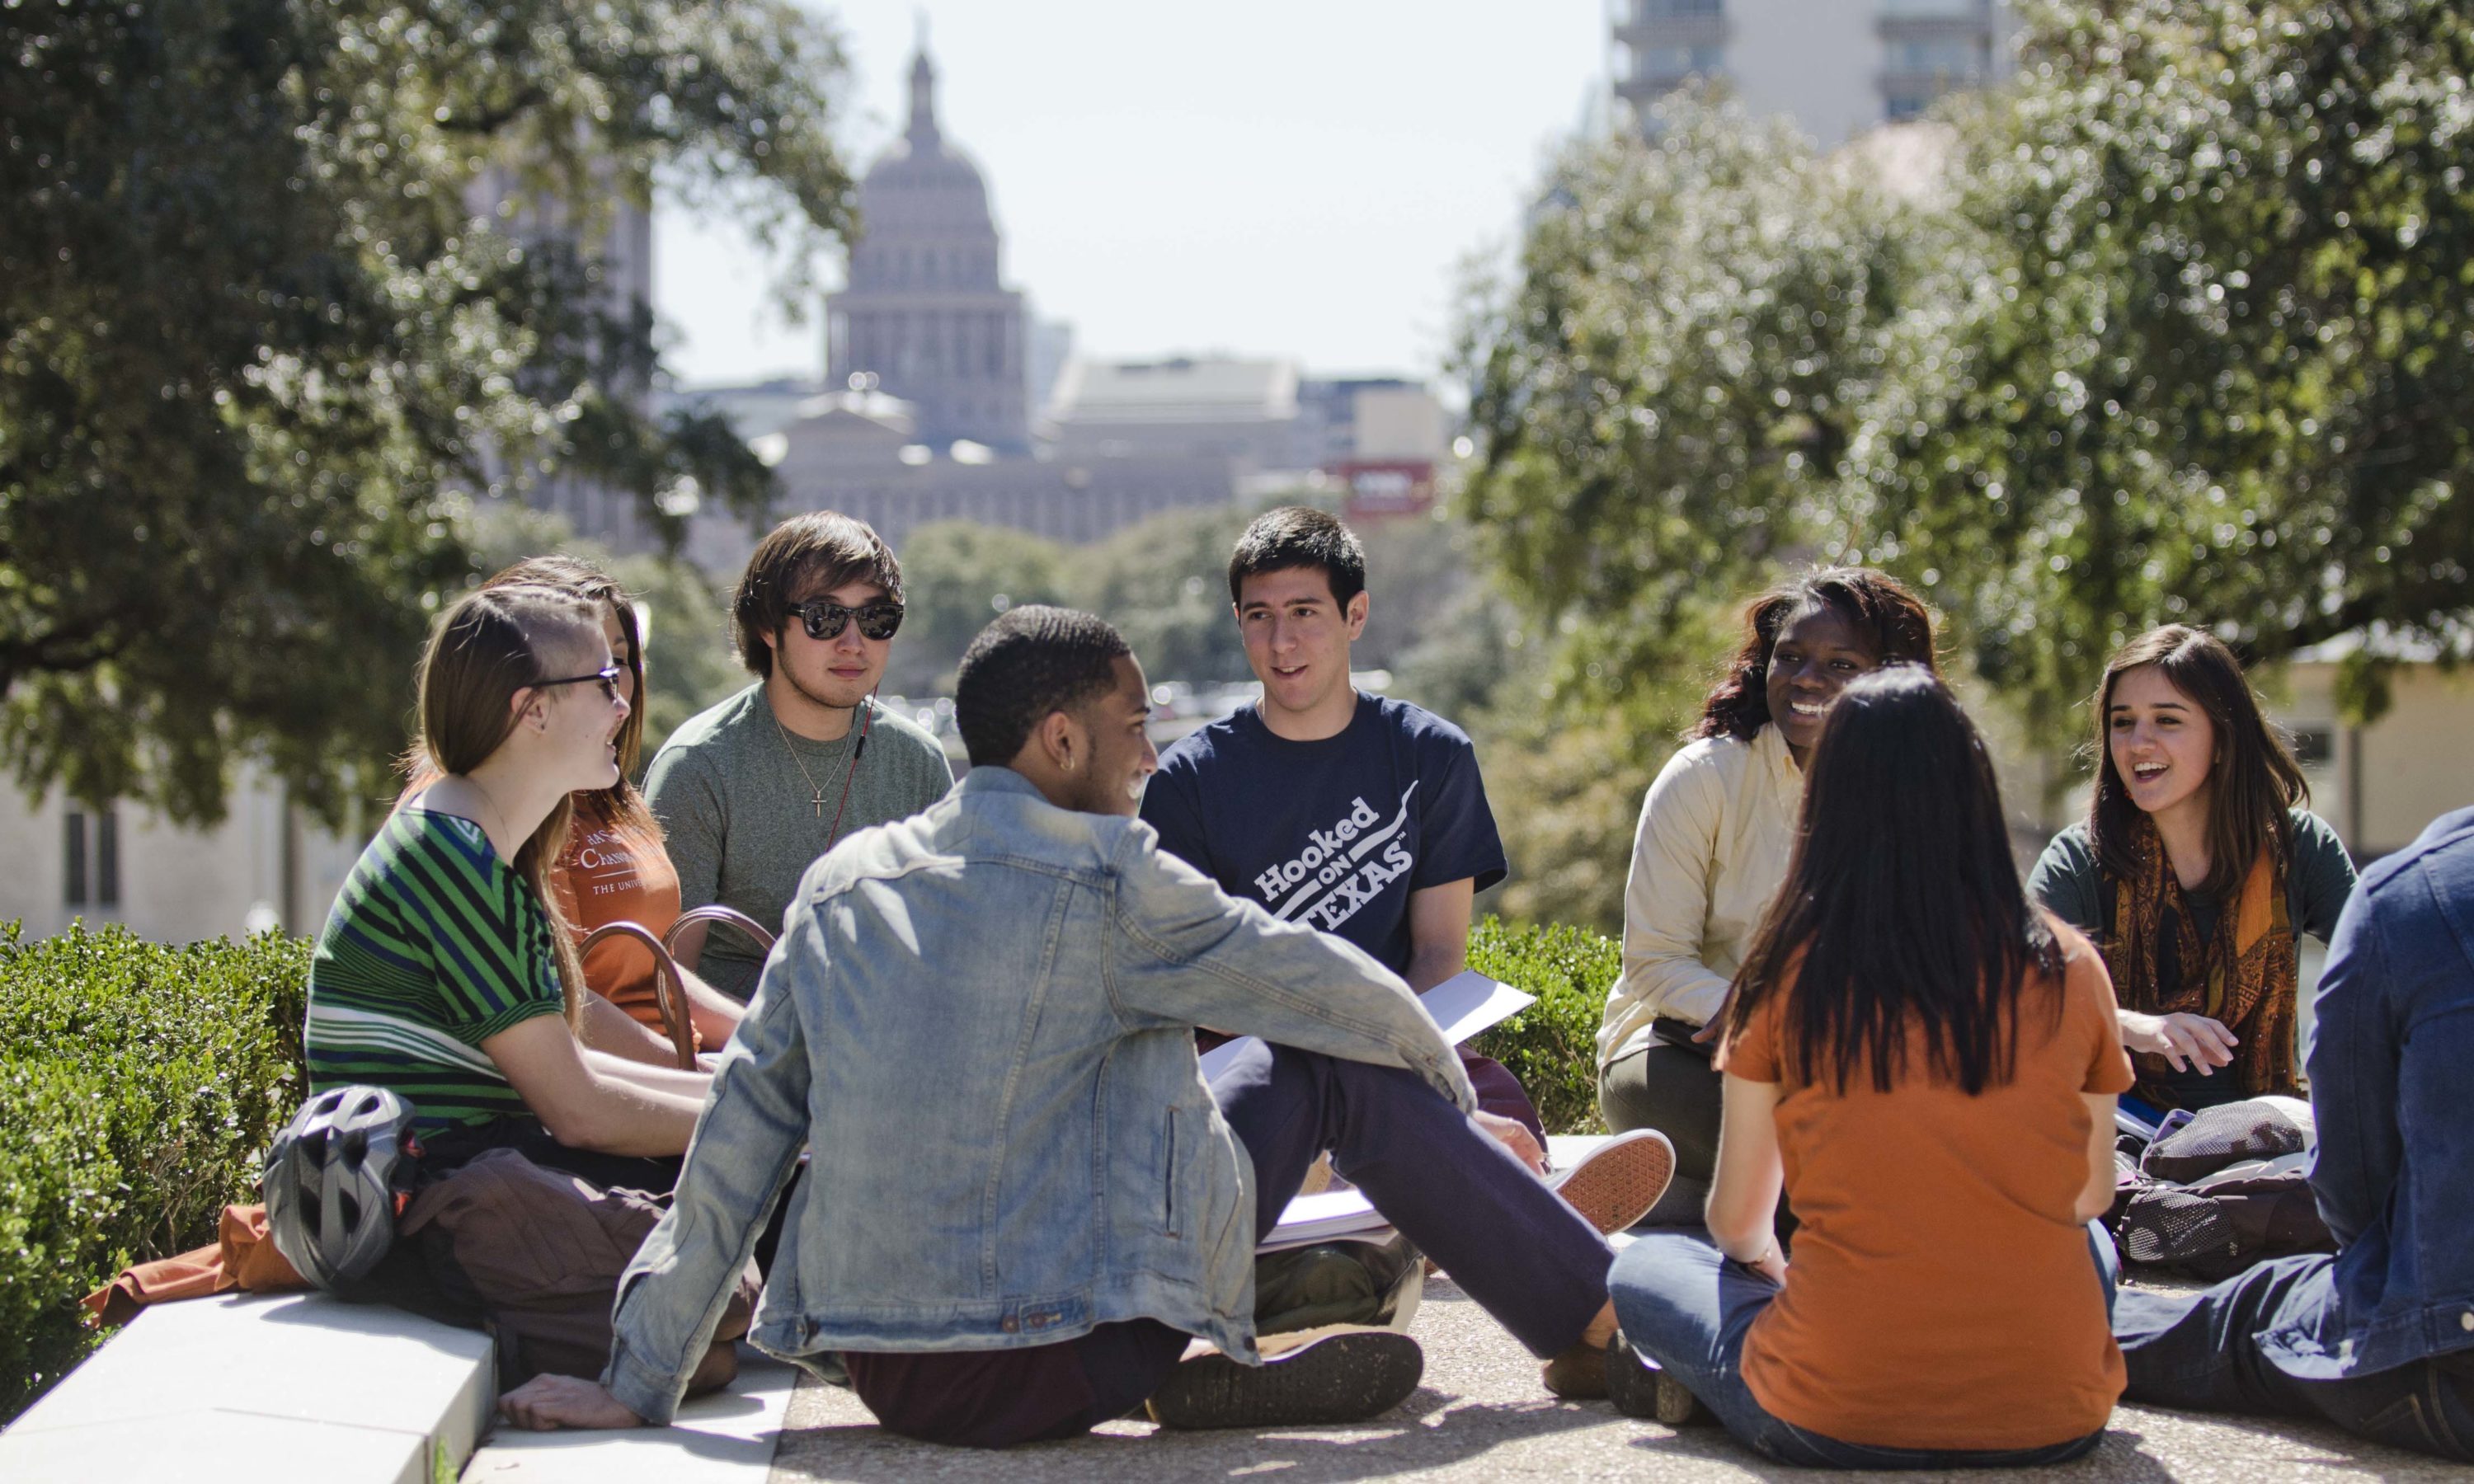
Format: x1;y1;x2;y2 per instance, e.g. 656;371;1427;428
825;45;1028;452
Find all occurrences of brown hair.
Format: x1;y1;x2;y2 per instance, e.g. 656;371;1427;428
730;512;904;679
412;585;600;1027
2086;625;2307;899
1694;567;1939;742
482;556;656;838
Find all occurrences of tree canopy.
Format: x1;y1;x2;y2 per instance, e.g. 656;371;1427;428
1;1;852;824
1460;0;2473;746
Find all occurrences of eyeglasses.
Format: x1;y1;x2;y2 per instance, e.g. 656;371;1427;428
787;599;905;642
531;665;625;704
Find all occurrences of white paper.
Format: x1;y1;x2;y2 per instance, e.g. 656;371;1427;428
1258;1187;1395;1253
1197;970;1536;1082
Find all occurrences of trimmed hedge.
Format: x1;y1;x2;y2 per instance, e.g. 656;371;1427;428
0;912;1625;1424
1467;916;1618;1137
0;923;309;1422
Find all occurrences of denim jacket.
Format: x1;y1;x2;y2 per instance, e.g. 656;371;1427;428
2263;805;2474;1380
602;766;1475;1423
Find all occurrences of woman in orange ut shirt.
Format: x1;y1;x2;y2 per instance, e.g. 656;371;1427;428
1604;667;2131;1468
486;557;745;1058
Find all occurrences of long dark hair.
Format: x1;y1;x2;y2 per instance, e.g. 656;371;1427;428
1722;667;2062;1095
1693;567;1939;742
483;556;657;838
2086;626;2307;898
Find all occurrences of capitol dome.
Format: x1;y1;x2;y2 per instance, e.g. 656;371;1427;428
847;49;1002;294
827;43;1028;451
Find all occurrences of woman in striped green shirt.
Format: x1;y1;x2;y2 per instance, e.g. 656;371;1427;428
307;584;711;1185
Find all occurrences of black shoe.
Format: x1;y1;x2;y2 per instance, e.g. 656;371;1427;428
1604;1334;1711;1425
1146;1329;1423;1430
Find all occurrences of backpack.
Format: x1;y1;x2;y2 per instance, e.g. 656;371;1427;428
2109;1096;2334;1281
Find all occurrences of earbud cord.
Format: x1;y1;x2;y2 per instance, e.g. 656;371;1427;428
821;687;877;852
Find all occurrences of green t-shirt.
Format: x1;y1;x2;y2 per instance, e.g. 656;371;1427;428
2029;806;2357;949
305;809;566;1134
643;684;954;1000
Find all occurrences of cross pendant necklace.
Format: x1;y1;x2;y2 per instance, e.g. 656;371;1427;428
809;788;825;819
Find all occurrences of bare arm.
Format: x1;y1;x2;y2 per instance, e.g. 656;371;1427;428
578;993;682;1066
2077;1092;2120;1223
482;1017;705;1156
1403;878;1475;993
675;965;745;1046
1707;1072;1786;1272
585;1047;714;1101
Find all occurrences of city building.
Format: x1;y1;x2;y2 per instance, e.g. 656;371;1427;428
1047;356;1301;471
825;45;1031;453
0;768;363;945
674;44;1456;566
1611;0;2015;148
466;157;664;552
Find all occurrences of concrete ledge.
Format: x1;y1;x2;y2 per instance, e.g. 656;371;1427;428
463;1350;797;1483
0;1292;495;1484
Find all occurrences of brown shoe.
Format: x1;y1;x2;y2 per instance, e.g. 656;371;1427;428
1541;1339;1609;1400
1549;1129;1676;1236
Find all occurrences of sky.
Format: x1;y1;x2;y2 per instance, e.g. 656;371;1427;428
653;1;1610;388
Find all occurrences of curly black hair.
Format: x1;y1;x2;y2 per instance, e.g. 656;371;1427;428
1694;568;1939;742
955;607;1133;768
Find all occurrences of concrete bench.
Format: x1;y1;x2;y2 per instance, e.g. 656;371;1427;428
0;1290;798;1484
0;1292;494;1484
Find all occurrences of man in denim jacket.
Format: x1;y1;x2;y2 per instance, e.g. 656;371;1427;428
501;607;1628;1445
2113;805;2474;1461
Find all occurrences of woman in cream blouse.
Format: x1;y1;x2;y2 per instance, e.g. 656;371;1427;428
1599;569;1939;1214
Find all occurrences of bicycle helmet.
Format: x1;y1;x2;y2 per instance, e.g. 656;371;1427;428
263;1086;420;1289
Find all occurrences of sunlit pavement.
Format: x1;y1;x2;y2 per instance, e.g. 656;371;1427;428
766;1273;2456;1483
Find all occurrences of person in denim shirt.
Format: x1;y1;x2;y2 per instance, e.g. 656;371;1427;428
2112;805;2474;1462
498;607;1636;1446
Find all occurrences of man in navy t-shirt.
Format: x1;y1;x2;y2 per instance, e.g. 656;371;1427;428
1142;507;1535;1138
1142;507;1676;1244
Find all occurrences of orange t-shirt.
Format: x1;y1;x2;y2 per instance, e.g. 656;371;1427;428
1718;922;2133;1451
549;799;692;1048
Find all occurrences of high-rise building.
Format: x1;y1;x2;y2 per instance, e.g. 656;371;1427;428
825;45;1030;452
1611;0;2014;148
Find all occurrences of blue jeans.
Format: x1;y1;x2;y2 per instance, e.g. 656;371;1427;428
2114;1253;2474;1463
1609;1229;2113;1469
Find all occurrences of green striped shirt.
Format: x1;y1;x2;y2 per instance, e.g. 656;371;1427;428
306;809;565;1134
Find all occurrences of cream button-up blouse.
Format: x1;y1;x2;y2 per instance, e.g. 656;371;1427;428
1596;723;1805;1070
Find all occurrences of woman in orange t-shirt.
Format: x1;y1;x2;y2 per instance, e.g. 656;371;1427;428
1606;666;2132;1468
488;558;745;1058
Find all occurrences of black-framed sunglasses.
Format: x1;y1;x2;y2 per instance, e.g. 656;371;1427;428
531;665;625;703
787;599;905;642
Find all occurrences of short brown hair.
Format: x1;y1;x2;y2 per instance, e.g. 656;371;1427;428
730;512;904;679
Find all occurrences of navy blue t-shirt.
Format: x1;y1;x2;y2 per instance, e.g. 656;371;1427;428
1140;693;1507;976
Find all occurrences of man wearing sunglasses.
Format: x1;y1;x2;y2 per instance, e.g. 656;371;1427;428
644;512;955;1002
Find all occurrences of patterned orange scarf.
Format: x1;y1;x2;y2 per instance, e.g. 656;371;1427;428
2102;816;2298;1105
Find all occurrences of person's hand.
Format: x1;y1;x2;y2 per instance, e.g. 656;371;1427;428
1751;1243;1790;1284
2119;1010;2237;1073
1474;1110;1547;1173
498;1374;646;1431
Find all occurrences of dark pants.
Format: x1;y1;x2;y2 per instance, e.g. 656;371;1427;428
2115;1253;2474;1463
1462;1048;1545;1144
1611;1228;2114;1468
845;1041;1616;1448
1602;1043;1791;1232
